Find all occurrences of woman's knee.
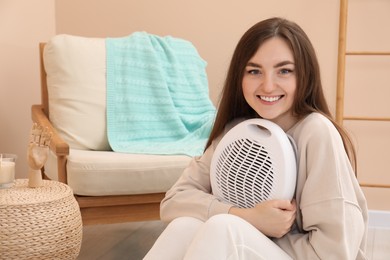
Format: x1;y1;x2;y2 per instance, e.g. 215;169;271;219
170;216;203;226
202;214;246;234
166;216;204;233
206;213;247;226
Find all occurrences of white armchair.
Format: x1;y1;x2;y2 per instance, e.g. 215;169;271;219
32;34;212;225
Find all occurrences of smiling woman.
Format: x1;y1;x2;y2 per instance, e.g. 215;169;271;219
144;17;368;260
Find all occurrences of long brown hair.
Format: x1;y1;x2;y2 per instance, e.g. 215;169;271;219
205;17;356;170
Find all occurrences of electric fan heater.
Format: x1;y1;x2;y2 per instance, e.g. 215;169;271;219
210;119;297;208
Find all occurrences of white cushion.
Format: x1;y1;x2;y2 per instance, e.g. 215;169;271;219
44;34;110;150
45;149;191;196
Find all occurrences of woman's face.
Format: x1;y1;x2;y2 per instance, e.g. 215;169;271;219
242;37;298;131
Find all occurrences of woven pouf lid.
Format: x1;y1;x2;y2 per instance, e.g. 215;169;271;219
0;179;82;259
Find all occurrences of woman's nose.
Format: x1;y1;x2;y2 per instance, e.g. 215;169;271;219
261;73;275;92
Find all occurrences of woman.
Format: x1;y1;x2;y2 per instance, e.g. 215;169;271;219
144;17;368;259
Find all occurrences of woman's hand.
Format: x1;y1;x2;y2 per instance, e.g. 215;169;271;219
229;199;296;238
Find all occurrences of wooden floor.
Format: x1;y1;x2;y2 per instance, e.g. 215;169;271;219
77;221;390;260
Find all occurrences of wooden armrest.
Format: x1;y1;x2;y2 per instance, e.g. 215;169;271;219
31;104;69;156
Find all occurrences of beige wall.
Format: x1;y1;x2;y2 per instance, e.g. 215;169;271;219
1;0;389;210
0;0;55;178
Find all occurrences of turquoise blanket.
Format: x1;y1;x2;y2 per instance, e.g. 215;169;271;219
106;32;216;156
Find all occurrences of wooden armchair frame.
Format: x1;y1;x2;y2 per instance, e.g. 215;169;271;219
31;43;164;225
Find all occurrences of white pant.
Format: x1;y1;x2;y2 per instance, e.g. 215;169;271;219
144;214;292;260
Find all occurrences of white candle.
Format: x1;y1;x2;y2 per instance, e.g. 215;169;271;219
0;161;15;187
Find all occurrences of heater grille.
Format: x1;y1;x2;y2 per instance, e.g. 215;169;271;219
214;138;276;208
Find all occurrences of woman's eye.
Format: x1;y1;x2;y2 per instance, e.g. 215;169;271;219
279;68;293;75
247;69;260;75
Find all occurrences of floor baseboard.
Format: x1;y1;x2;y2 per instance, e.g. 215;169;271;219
368;210;390;229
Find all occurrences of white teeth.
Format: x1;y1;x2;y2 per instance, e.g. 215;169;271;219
259;96;282;102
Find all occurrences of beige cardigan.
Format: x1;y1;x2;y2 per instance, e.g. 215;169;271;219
160;113;368;259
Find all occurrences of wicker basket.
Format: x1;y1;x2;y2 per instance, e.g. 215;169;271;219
0;179;82;259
